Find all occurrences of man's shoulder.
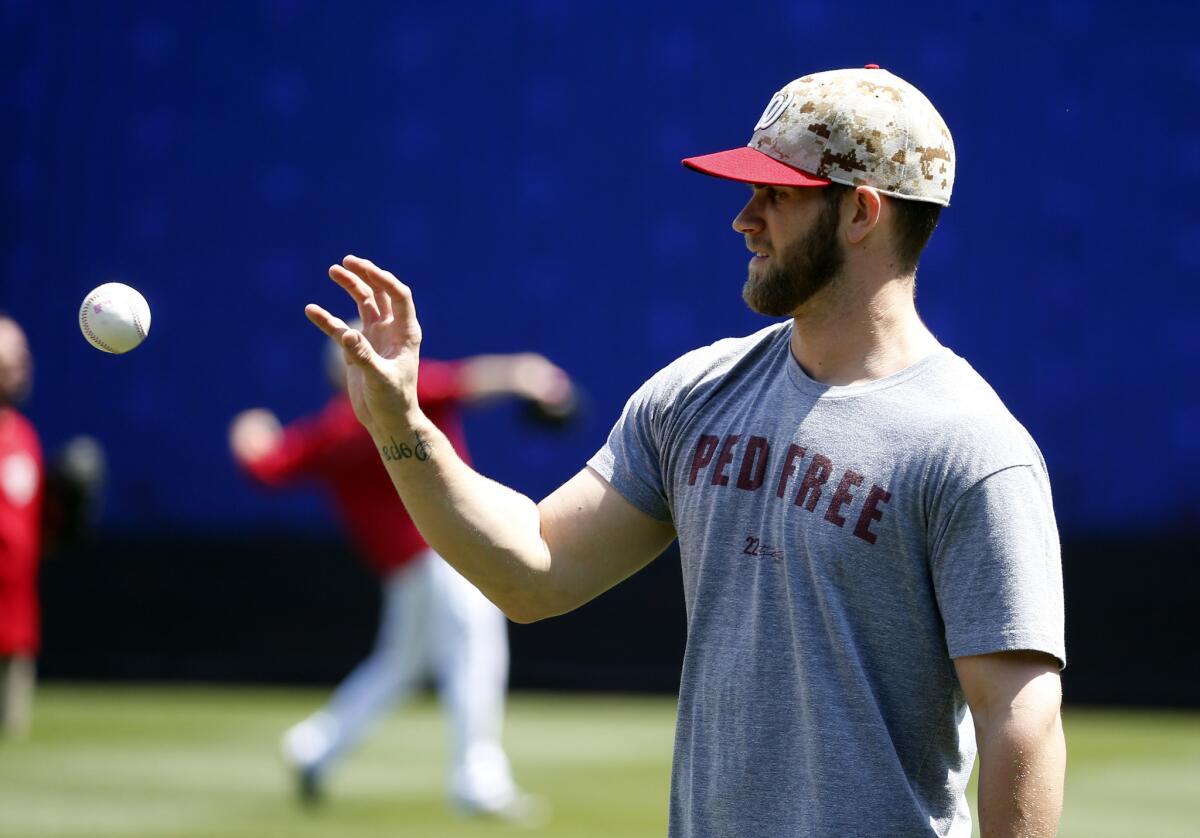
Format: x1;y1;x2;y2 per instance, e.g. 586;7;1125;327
914;351;1045;472
649;321;790;393
925;353;1022;422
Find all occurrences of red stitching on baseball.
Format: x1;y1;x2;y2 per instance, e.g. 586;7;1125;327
79;305;117;353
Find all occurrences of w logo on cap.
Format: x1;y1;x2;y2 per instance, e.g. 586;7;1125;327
754;91;793;131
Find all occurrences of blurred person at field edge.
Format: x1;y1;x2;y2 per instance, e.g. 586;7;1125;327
230;330;573;823
0;315;41;739
0;315;104;741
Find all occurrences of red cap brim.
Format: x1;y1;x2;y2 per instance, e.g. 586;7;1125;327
681;146;831;187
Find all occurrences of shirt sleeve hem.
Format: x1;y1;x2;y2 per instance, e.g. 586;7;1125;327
948;633;1066;670
585;458;674;523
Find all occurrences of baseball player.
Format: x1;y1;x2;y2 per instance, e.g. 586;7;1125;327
306;66;1066;837
0;315;105;741
0;315;41;740
230;332;571;821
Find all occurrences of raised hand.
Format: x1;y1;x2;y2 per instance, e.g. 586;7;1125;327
228;408;282;463
305;255;423;434
508;353;574;408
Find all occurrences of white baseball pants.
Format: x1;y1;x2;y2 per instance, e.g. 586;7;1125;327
283;549;516;810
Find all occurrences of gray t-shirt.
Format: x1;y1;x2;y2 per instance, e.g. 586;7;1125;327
588;321;1064;838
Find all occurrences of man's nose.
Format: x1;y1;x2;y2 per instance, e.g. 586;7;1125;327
732;195;762;235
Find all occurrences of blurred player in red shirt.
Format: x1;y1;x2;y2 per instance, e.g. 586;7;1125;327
230;329;573;820
0;315;42;739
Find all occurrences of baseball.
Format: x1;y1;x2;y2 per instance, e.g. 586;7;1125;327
79;282;152;354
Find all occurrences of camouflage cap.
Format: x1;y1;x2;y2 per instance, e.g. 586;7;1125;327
683;65;954;206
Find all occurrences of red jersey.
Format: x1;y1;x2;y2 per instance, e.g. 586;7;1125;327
0;409;43;655
241;360;472;576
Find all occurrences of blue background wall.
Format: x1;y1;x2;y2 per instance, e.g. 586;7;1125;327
3;0;1197;538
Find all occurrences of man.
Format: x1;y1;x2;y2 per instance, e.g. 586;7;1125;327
0;316;104;742
0;315;42;740
230;333;571;821
305;66;1066;837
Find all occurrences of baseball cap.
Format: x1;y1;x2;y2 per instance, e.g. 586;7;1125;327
682;65;955;206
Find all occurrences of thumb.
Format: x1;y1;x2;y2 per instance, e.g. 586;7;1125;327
341;328;385;374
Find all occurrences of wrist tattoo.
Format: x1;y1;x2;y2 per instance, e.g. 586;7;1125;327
381;431;432;462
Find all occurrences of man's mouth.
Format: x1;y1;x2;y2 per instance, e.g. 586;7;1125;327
747;241;771;261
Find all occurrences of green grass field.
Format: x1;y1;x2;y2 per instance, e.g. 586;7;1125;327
0;685;1197;837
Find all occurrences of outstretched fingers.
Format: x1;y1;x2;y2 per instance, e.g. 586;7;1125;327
304;304;381;372
304;303;350;341
328;263;381;322
342;255;418;338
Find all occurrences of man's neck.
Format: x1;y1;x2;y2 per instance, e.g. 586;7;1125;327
787;275;939;387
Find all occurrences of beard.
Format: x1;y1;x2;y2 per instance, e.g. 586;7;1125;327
742;200;844;317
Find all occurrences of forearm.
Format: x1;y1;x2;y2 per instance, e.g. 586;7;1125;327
305;256;592;620
459;353;572;405
459;354;523;399
975;708;1066;837
369;410;555;621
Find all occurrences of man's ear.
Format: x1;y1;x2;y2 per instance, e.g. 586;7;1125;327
845;186;883;245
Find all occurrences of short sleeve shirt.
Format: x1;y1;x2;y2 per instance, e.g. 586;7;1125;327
588;322;1064;838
